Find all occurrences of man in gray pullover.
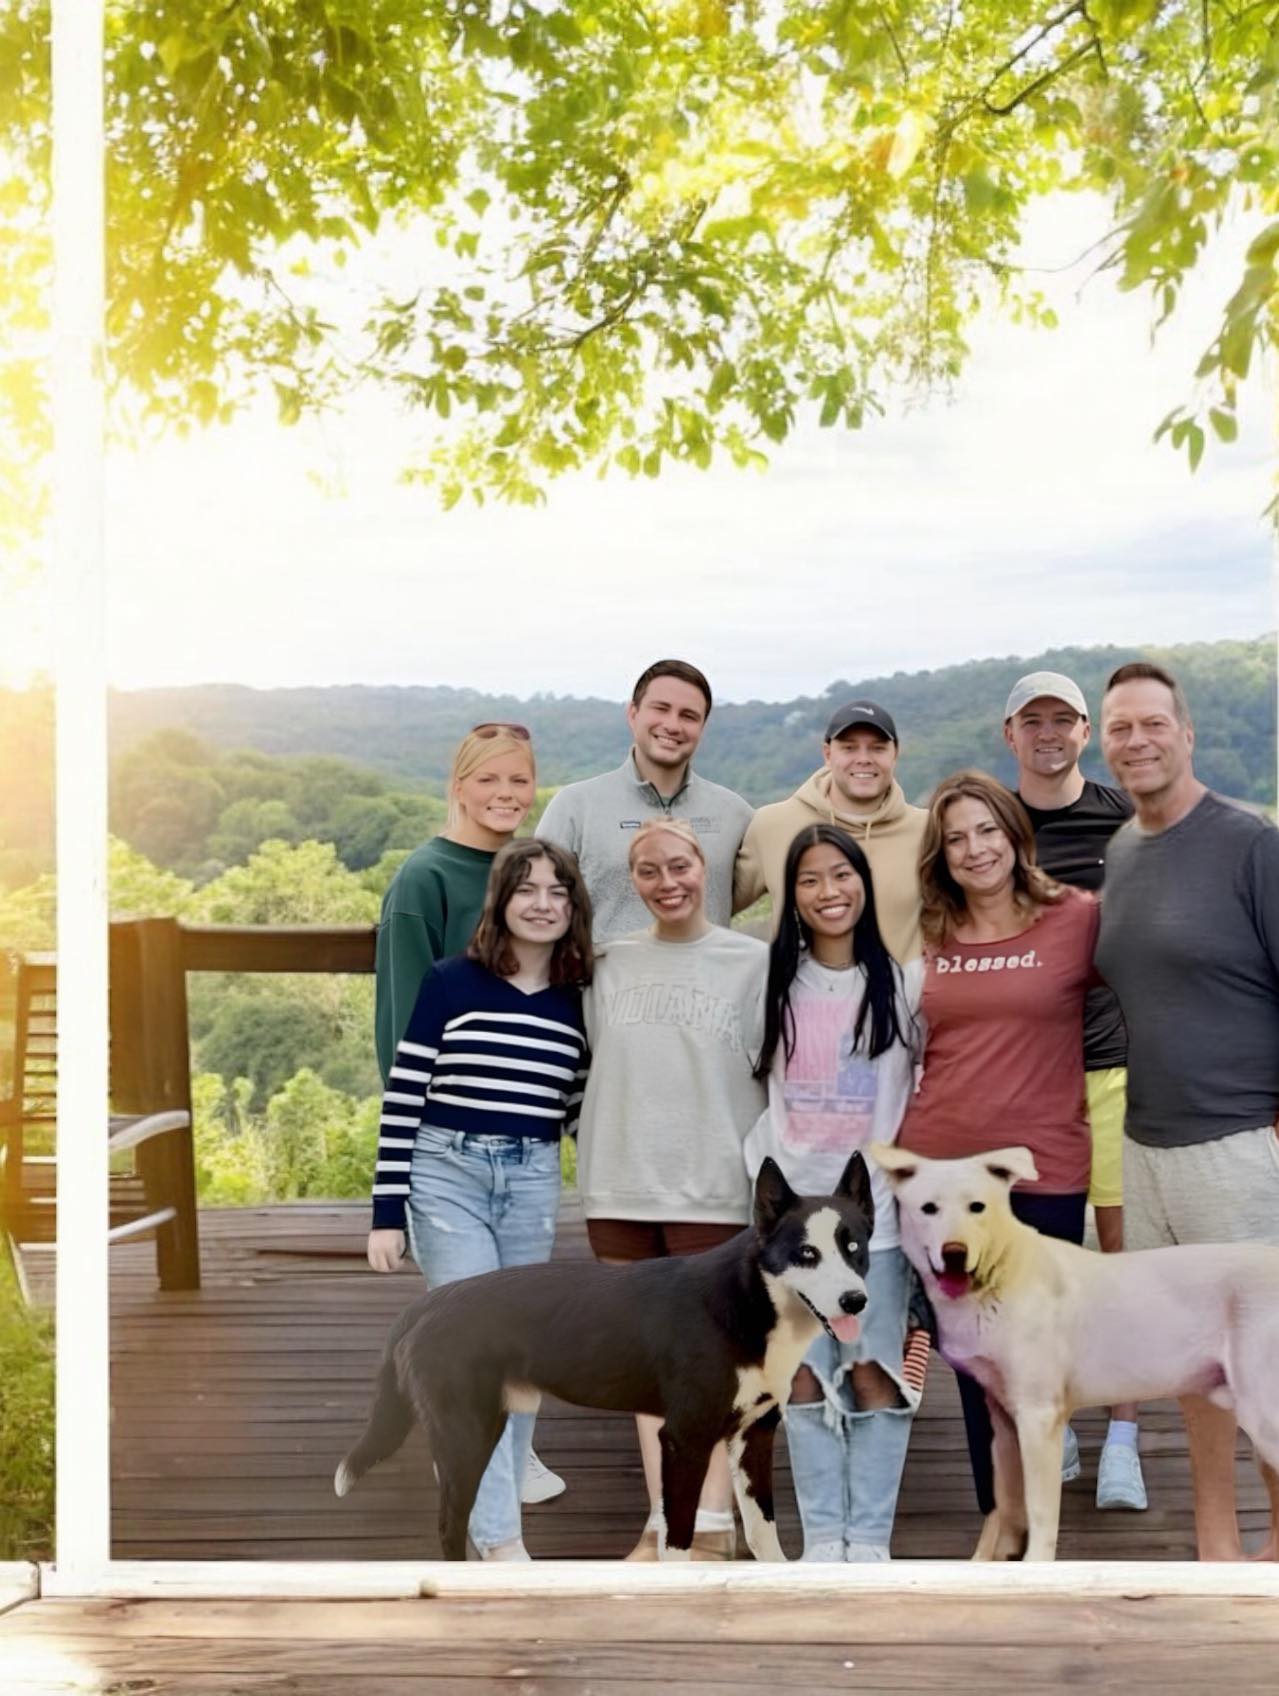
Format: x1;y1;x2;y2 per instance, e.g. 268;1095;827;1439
538;659;753;941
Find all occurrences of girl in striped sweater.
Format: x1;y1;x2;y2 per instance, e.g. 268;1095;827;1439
366;838;594;1560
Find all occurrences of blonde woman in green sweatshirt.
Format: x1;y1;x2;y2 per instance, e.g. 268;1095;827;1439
374;723;537;1081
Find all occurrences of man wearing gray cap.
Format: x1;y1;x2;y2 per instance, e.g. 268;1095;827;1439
735;699;926;962
1003;669;1145;1513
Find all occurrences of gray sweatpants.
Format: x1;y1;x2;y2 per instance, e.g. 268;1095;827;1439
1123;1125;1279;1250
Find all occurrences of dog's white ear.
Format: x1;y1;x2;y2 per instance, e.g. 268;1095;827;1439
981;1147;1039;1187
753;1157;798;1237
868;1143;920;1188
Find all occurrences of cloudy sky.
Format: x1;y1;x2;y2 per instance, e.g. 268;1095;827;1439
7;198;1274;702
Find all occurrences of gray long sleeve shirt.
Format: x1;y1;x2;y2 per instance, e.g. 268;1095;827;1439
1095;791;1279;1147
537;753;753;941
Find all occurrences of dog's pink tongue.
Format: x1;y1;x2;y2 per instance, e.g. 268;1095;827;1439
937;1271;970;1299
830;1314;861;1343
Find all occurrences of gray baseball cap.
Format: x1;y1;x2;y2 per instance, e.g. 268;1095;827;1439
1004;671;1088;722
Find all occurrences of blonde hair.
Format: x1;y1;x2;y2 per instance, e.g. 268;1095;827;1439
918;769;1063;947
626;817;706;870
447;728;536;832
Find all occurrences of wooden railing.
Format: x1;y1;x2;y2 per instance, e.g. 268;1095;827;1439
3;918;379;1292
180;924;376;976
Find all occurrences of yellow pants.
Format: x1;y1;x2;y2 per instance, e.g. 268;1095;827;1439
1085;1066;1126;1209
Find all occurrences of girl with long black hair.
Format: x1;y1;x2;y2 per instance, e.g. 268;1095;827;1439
745;823;924;1563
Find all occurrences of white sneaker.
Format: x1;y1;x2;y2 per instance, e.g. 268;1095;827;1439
844;1541;891;1562
1061;1424;1081;1483
1096;1442;1148;1511
521;1450;566;1505
800;1538;846;1563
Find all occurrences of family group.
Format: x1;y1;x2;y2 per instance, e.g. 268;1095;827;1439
362;657;1279;1564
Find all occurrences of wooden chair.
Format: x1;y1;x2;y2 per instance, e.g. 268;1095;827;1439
0;928;201;1289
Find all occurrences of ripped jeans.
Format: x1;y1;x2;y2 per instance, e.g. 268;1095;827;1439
406;1125;561;1553
783;1245;917;1555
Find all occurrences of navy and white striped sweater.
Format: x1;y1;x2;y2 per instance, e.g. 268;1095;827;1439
371;955;589;1230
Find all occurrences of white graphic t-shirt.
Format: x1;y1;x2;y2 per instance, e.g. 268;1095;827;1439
744;954;924;1249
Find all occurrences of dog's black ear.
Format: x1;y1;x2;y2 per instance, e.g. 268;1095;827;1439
835;1150;874;1233
753;1157;798;1238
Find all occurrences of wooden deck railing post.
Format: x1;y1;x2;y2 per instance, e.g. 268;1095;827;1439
0;956;28;1231
110;917;200;1290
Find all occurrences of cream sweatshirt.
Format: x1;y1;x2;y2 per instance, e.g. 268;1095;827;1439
578;926;768;1223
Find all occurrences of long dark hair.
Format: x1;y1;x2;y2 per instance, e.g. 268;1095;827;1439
754;824;908;1080
469;839;594;987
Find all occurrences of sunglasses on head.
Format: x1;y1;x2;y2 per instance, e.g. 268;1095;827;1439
471;721;532;740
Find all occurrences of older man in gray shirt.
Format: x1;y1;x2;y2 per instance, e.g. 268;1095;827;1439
1095;660;1279;1562
538;659;753;941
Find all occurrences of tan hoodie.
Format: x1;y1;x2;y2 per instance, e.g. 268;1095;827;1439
733;770;926;963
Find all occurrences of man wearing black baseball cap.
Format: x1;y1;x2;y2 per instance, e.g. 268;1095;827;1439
734;698;926;962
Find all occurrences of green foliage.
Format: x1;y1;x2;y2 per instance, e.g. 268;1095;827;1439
109;730;447;881
184;839;383;1105
3;0;1276;537
193;1067;380;1205
198;993;335;1111
191;839;380;925
0;872;55;954
0;1245;54;1561
108;834;195;918
207;798;302;866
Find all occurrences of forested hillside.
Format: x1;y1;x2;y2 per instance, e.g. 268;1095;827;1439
108;634;1277;808
2;636;1274;900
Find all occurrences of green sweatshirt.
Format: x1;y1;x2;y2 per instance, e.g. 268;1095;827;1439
374;836;495;1082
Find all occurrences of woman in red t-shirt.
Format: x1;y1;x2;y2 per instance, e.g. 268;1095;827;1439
898;769;1099;1520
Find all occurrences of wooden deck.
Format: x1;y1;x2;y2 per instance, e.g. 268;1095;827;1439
6;1589;1279;1694
22;1196;1272;1562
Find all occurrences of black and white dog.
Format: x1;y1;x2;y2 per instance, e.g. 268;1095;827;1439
336;1153;875;1561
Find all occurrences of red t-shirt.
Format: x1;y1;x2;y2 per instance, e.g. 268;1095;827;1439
898;887;1099;1194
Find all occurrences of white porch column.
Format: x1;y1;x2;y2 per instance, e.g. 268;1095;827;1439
51;0;111;1575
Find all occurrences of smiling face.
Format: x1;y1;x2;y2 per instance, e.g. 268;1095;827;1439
870;1144;1038;1299
452;751;535;845
1100;678;1195;807
941;795;1016;902
625;675;709;774
824;725;898;810
503;852;573;946
629;828;706;927
793;841;866;944
1003;696;1090;782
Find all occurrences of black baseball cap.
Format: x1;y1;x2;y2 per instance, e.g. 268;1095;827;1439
824;699;898;745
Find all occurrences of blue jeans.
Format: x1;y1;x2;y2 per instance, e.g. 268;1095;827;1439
783;1246;917;1553
406;1126;561;1553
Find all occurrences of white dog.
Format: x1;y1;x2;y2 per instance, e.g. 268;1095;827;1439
871;1143;1279;1561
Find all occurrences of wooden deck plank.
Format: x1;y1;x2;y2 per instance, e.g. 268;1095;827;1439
20;1198;1265;1563
6;1594;1279;1694
11;1593;1279;1642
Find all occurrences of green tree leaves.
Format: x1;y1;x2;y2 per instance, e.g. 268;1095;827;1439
4;0;1275;535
